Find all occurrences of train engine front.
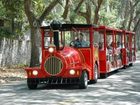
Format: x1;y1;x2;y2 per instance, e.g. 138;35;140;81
25;21;94;89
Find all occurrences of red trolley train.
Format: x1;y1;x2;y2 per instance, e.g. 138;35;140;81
25;21;136;89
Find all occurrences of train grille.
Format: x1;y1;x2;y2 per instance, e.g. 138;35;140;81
44;56;63;75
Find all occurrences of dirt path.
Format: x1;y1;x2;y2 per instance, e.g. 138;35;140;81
0;68;26;83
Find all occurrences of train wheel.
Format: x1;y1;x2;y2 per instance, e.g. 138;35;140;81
123;65;127;69
93;64;98;83
129;63;133;66
79;71;88;89
89;64;98;84
27;79;38;89
100;73;108;79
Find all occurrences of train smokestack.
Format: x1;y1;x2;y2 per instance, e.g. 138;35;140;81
50;20;62;50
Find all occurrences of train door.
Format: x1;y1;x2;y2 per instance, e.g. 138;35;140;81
97;28;106;78
92;29;100;82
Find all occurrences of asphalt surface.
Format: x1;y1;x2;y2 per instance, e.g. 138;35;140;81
0;60;140;105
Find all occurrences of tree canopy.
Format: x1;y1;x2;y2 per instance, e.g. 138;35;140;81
1;0;140;33
0;0;140;66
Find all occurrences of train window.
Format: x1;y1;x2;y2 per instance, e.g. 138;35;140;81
63;30;90;48
121;34;125;48
132;35;135;48
44;37;50;48
132;35;135;56
43;29;90;48
98;32;104;50
126;35;130;48
63;31;71;46
116;33;122;48
93;31;100;45
44;31;53;48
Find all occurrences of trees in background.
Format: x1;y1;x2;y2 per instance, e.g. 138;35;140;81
0;0;24;38
0;0;140;67
117;0;140;49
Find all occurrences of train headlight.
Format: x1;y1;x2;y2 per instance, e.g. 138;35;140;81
32;70;38;76
69;69;75;75
48;47;54;53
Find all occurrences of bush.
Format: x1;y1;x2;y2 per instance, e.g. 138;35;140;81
0;27;12;38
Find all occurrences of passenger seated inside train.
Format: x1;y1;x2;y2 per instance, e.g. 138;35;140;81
107;42;113;54
116;41;121;53
117;41;121;48
99;42;104;50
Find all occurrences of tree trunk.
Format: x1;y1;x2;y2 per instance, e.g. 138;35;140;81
120;0;130;29
30;26;40;67
93;0;103;24
86;2;92;24
11;18;15;33
76;1;92;24
134;18;140;32
70;0;85;23
74;0;85;13
24;0;59;67
62;0;70;21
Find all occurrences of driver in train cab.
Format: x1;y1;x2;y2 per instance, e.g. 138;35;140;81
79;33;89;47
72;33;89;47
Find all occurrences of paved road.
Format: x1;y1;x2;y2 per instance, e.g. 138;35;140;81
0;61;140;105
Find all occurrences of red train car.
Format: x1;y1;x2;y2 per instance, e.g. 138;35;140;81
96;26;136;78
123;30;136;67
25;21;136;89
